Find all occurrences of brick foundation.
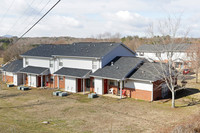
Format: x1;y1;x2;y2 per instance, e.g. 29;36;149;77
3;75;13;83
124;88;152;101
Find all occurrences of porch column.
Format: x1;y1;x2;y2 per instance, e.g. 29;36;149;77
41;75;43;88
2;71;3;81
120;80;123;99
23;74;25;85
57;75;59;89
29;74;31;87
5;72;6;82
83;79;85;94
53;76;55;88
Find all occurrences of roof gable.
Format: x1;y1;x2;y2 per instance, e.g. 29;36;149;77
90;57;144;80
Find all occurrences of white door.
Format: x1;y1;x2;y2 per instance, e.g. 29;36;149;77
65;77;76;93
28;75;37;87
94;78;103;95
28;75;31;86
31;75;37;87
13;74;18;86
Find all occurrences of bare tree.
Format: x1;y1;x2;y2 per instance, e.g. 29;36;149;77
146;15;190;108
186;44;200;83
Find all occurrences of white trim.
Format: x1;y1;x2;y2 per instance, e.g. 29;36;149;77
20;55;52;59
53;55;101;60
90;75;120;81
128;78;154;82
151;86;154;101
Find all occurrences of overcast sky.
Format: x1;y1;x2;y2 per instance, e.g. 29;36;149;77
0;0;199;38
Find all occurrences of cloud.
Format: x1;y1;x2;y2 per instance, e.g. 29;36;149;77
0;0;199;37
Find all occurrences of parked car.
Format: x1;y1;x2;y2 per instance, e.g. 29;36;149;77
183;69;190;75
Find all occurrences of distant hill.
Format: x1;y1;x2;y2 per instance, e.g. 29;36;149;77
2;35;15;38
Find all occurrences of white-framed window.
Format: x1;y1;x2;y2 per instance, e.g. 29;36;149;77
109;80;117;86
59;59;63;66
187;52;193;57
25;60;28;65
167;52;173;57
139;52;144;56
92;60;97;69
46;76;49;82
155;52;161;57
50;76;54;82
49;59;53;67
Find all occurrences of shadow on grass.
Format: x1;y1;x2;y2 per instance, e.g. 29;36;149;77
0;93;25;99
175;88;200;108
175;88;200;99
0;101;48;109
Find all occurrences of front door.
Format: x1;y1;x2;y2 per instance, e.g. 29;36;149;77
77;79;82;92
104;79;108;94
38;76;41;87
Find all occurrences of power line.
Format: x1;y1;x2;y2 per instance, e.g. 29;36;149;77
5;0;36;35
16;0;47;35
0;0;15;26
18;0;61;40
18;0;52;36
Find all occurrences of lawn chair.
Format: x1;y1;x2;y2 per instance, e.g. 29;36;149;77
109;88;114;94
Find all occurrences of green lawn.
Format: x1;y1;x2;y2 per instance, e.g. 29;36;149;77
0;81;200;133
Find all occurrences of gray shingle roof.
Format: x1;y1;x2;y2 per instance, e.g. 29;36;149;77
129;62;166;81
21;42;131;58
54;67;91;78
19;66;49;75
90;57;144;80
1;59;23;73
136;44;192;52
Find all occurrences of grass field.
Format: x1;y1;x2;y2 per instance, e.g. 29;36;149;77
0;80;200;133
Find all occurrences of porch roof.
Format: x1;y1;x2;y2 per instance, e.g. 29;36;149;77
18;66;49;75
54;67;91;78
1;59;23;73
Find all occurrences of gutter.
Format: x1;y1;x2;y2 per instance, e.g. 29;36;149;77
52;55;101;60
20;55;52;59
89;75;121;81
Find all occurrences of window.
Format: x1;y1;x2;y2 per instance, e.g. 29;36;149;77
59;76;63;81
92;60;97;69
59;59;63;66
187;52;193;57
109;80;117;86
46;76;49;82
86;79;90;88
59;62;63;66
25;60;28;65
50;76;54;82
139;52;144;56
155;52;161;57
167;52;173;57
175;62;182;68
49;59;53;67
